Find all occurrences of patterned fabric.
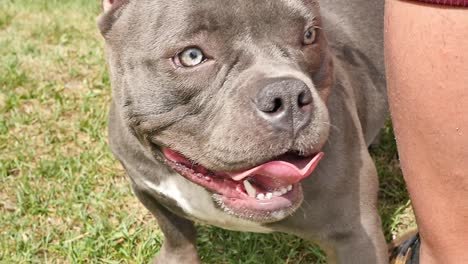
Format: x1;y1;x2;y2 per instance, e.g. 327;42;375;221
390;233;420;264
412;0;468;6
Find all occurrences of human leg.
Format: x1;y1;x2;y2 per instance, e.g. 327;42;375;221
385;1;468;263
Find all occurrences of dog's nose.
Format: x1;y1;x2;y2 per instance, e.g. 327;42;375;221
255;78;313;133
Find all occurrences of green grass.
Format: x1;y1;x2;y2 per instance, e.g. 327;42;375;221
0;0;416;263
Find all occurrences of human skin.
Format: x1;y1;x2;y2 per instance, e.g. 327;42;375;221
384;1;468;263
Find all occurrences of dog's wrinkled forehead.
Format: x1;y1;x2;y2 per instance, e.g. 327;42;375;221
179;0;318;32
105;0;319;49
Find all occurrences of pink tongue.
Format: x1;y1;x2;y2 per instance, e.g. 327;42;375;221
228;152;324;185
163;148;324;186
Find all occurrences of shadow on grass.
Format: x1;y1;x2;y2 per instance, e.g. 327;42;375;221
370;120;412;241
197;226;326;264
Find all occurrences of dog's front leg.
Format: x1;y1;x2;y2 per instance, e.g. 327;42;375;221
133;187;201;264
321;155;388;264
322;222;388;264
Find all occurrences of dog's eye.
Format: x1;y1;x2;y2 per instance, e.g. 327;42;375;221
303;27;318;45
177;48;206;67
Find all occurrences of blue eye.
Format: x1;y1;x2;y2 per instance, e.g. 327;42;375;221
178;48;206;67
303;27;318;45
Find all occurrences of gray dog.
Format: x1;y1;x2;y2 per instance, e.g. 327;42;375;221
98;0;388;263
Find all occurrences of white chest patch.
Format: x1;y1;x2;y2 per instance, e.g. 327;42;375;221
141;173;273;233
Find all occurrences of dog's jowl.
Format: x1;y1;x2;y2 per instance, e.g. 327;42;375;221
99;0;388;263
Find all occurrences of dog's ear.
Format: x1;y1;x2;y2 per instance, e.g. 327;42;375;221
98;0;130;36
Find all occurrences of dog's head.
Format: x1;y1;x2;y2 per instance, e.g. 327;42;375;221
99;0;334;223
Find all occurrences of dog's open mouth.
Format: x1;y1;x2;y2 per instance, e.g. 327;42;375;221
162;148;324;222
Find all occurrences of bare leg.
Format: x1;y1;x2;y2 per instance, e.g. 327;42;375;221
385;1;468;263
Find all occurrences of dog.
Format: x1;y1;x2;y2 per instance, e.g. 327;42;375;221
98;0;388;263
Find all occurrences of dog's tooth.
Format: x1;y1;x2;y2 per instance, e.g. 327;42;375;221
287;185;293;191
279;187;287;195
257;193;265;200
266;192;273;199
243;180;256;198
273;191;282;196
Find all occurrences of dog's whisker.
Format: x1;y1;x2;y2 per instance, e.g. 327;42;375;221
321;121;341;132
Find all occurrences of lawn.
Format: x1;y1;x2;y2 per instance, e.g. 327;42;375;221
0;0;416;263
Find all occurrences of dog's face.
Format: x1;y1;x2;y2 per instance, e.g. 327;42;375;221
100;0;334;223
